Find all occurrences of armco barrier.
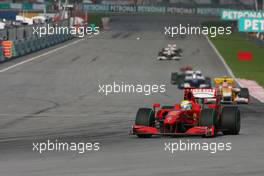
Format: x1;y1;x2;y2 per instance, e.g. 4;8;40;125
0;34;74;62
0;19;73;62
0;19;70;41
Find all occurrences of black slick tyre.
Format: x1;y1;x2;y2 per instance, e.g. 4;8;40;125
221;106;240;135
135;108;155;138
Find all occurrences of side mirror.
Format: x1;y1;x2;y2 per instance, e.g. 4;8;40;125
153;103;160;108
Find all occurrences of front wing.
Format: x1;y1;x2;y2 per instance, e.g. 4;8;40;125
157;55;181;60
131;125;215;137
235;97;249;104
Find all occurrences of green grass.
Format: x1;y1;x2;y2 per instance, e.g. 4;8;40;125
210;33;264;87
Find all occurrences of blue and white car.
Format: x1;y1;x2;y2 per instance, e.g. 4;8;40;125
171;70;211;89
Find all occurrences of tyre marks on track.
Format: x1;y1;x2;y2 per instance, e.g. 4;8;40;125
0;101;60;129
110;32;135;39
122;32;133;39
112;32;123;39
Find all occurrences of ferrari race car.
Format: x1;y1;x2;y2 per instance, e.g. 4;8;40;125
171;67;211;89
131;88;241;138
215;76;249;104
157;44;183;60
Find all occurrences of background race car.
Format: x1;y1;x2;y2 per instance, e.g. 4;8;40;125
215;76;250;104
157;44;183;60
131;88;241;138
171;67;211;89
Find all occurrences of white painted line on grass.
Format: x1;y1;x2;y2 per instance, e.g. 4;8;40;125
0;38;85;73
205;35;263;103
205;36;235;78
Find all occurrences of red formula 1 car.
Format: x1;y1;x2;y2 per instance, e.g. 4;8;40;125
131;88;241;138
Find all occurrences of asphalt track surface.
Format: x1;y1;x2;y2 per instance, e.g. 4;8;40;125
0;15;263;176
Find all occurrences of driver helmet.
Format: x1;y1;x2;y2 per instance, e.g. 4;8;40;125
222;80;228;88
180;100;192;110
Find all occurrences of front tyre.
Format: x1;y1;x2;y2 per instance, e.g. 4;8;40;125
171;72;179;84
221;106;240;135
135;108;155;138
239;88;249;99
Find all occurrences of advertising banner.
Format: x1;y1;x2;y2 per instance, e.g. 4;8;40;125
83;4;109;12
222;9;264;20
83;4;222;16
0;3;10;9
238;18;264;32
10;3;22;9
33;4;45;10
197;8;222;16
166;7;195;15
137;6;166;13
109;5;136;12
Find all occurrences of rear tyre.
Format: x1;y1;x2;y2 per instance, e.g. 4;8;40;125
199;109;217;137
221;106;240;135
171;72;179;84
135;108;155;138
199;109;216;126
178;49;183;54
239;88;249;98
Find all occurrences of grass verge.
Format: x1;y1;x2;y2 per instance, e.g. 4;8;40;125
210;33;264;87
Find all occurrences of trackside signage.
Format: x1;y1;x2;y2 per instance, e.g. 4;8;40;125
137;6;166;13
221;9;264;20
109;5;136;12
197;8;222;16
83;4;222;16
167;7;195;15
84;4;109;11
238;18;264;32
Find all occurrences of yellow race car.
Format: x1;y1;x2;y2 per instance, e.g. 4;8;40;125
214;76;249;104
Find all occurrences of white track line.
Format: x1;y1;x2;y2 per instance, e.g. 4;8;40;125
205;35;263;103
205;36;235;78
0;38;85;73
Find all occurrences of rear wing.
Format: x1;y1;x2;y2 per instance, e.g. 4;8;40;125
184;88;216;99
214;77;234;85
180;66;193;72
